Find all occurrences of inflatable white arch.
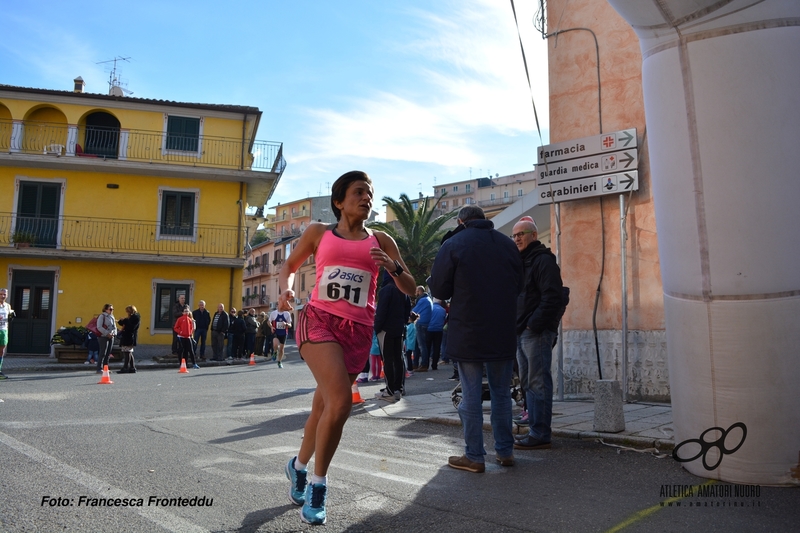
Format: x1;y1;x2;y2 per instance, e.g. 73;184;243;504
606;0;800;485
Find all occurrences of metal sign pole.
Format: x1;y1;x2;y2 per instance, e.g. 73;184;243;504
555;202;564;402
619;194;628;402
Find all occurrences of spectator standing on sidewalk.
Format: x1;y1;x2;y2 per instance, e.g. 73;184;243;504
429;205;522;473
403;312;419;376
192;300;211;361
411;286;433;371
374;269;411;400
174;305;199;369
427;298;446;370
244;308;259;357
117;305;140;374
511;217;564;451
210;303;230;361
172;294;186;355
95;304;118;374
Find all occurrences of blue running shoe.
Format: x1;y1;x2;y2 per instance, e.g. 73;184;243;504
285;456;307;506
300;483;327;525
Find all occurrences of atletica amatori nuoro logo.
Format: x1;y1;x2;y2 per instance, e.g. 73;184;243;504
672;422;747;471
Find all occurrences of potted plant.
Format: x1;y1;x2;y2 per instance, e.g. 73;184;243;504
12;230;37;248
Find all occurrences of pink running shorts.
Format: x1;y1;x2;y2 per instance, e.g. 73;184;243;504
296;303;373;374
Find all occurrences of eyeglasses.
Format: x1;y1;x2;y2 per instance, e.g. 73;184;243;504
511;230;534;239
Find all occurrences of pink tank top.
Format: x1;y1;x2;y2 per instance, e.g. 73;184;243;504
309;227;380;326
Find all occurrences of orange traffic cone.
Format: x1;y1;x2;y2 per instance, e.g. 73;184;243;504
351;382;364;404
98;365;113;384
249;353;256;366
178;358;189;373
380;370;385;379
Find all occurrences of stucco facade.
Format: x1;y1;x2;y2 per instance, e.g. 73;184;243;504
0;83;284;354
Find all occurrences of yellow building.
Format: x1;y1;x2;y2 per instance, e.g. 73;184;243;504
0;81;285;354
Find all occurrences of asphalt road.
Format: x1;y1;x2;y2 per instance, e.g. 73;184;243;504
0;348;797;533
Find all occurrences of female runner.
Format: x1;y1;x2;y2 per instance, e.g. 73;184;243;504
279;171;416;525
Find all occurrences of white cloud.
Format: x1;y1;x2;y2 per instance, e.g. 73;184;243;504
293;0;548;170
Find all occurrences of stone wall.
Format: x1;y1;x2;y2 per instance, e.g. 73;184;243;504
556;329;669;402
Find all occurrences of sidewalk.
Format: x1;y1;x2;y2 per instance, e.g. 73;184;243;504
3;352;674;450
358;383;674;451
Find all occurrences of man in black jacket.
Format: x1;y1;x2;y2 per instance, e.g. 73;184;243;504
374;270;412;401
512;217;564;451
210;303;231;361
192;301;211;360
429;206;522;473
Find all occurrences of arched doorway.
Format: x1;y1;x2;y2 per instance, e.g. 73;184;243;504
84;112;120;158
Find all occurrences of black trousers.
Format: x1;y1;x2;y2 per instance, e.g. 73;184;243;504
178;337;196;365
428;330;443;369
377;331;405;395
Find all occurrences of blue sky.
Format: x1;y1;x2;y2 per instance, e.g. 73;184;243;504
1;0;549;216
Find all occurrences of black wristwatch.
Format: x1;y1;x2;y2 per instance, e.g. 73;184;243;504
391;260;404;277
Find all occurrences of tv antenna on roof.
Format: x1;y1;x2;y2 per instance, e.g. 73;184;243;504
97;56;133;96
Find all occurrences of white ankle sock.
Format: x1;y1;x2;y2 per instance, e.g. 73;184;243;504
310;474;327;485
294;458;307;471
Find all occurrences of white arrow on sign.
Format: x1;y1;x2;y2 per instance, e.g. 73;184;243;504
536;150;637;185
537;128;637;165
535;171;639;204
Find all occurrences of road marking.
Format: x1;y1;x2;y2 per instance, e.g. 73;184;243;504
0;430;208;533
603;480;717;533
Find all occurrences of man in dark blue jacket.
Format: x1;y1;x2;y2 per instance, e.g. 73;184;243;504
192;301;211;360
511;217;564;451
374;270;412;401
411;286;433;371
429;206;522;473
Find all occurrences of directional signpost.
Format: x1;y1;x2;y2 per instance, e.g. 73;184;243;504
534;128;639;204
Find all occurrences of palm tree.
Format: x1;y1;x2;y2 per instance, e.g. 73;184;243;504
369;193;458;284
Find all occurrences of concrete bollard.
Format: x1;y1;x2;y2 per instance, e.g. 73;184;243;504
594;379;625;433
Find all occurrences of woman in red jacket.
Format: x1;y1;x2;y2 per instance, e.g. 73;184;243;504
173;305;198;369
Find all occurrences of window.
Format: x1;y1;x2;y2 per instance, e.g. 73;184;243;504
154;283;190;329
453;198;459;207
301;273;306;292
504;191;510;199
465;197;472;205
490;193;496;201
16;181;61;247
466;184;472;193
166;115;200;152
160;190;196;236
261;285;267;304
518;188;524;197
453;185;458;192
440;188;446;195
441;201;447;209
412;201;418;210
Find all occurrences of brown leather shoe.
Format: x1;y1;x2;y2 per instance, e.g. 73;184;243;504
416;367;428;372
495;455;514;467
448;455;485;473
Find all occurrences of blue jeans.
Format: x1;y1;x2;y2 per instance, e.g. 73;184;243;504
415;324;429;369
457;360;515;463
193;329;208;357
516;329;556;441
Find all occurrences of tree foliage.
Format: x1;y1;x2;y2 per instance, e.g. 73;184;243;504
368;194;457;285
249;229;270;247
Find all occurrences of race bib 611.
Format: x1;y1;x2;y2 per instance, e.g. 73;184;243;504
318;265;371;308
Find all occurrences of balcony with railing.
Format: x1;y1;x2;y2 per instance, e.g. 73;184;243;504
478;196;516;208
1;212;245;265
0;119;285;173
